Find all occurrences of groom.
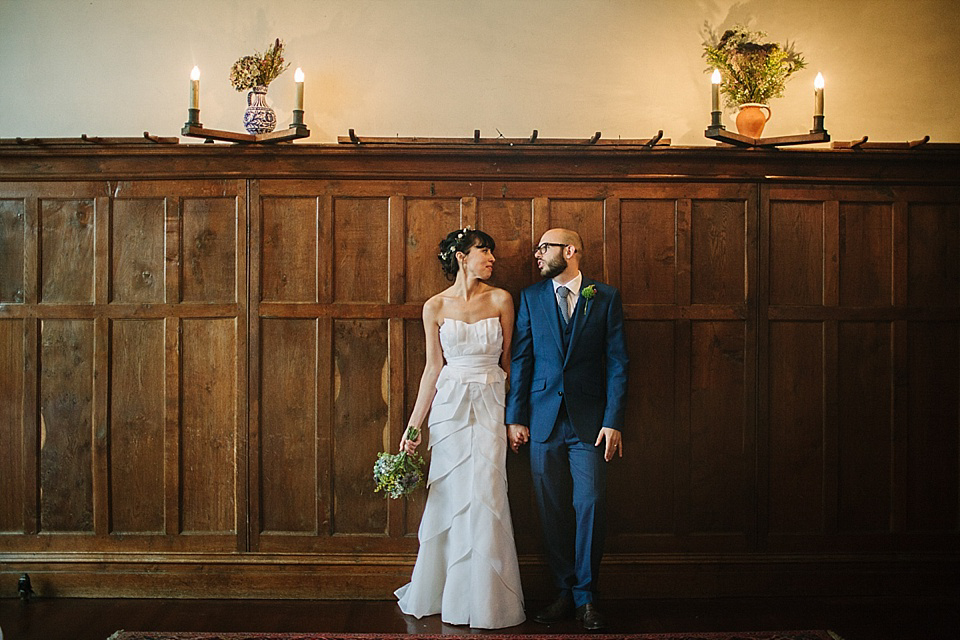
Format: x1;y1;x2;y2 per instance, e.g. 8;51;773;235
506;228;628;631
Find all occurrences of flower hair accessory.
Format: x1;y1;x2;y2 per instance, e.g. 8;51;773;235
581;284;597;316
437;226;474;262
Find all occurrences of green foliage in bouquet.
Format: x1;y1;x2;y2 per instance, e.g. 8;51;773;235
702;23;806;109
373;427;425;499
229;38;290;91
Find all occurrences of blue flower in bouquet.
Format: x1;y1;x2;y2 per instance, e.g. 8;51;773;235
373;427;425;499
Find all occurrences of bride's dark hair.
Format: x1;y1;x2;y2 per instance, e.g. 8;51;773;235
437;227;496;281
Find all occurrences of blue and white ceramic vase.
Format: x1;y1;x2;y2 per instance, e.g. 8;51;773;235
243;85;277;135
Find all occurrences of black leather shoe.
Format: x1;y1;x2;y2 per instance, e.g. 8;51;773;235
576;603;607;631
532;593;575;624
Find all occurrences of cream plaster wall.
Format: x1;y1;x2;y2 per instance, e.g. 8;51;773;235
1;0;958;145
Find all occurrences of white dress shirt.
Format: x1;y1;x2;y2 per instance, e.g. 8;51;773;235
552;271;582;320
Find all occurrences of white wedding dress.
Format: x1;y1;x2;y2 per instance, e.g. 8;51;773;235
395;316;525;629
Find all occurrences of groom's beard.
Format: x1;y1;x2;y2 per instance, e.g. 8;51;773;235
540;254;567;279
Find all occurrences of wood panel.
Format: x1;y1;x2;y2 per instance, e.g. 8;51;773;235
612;321;677;541
404;198;460;303
906;322;959;531
691;200;746;305
109;319;165;533
839;203;893;307
767;321;825;534
689;320;749;536
402;318;428;537
0;199;25;303
333;198;389;303
769;201;824;306
40;199;95;303
0;319;24;532
476;198;532;297
182;198;237;303
261;197;318;303
259;318;318;533
110;198;165;303
620;199;677;305
332;319;389;535
907;202;960;307
0;151;958;599
180;318;238;534
39;319;95;532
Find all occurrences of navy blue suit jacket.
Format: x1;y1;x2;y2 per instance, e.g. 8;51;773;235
506;276;629;443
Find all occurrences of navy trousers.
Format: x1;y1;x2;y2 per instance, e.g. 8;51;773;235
530;406;608;607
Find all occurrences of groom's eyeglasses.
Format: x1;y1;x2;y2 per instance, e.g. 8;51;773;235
533;242;568;256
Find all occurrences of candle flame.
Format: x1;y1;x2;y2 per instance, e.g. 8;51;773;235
711;69;721;84
814;72;824;89
191;66;200;81
295;67;304;83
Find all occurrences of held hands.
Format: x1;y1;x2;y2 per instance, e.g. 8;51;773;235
595;427;623;462
400;426;422;455
507;424;530;453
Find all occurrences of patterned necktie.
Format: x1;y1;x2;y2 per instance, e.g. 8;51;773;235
557;285;571;325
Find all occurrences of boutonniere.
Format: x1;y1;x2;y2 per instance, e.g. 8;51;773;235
581;284;597;316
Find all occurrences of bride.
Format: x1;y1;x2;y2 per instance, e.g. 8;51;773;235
394;227;527;629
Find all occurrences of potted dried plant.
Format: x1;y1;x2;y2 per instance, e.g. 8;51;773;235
702;24;806;137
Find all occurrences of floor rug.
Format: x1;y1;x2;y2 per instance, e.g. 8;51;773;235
108;631;843;640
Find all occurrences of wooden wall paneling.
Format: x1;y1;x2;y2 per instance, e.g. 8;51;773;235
111;198;165;304
39;319;95;532
767;321;826;535
546;198;605;280
386;196;406;539
0;198;25;302
260;196;319;303
181;196;238;304
402;197;460;304
907;201;960;307
838;202;894;307
109;319;165;533
691;198;747;306
333;197;389;303
768;200;825;307
402;318;427;540
0;318;24;532
258;318;318;535
620;198;677;305
475;196;533;297
837;321;893;535
93;197;109;537
906;321;960;532
40;197;95;303
180;317;238;536
332;318;389;535
316;317;333;540
603;196;621;288
248;181;262;552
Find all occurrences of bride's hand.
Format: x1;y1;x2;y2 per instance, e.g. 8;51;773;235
400;428;422;454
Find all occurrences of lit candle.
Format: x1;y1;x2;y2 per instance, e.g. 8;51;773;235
189;66;200;110
814;72;824;117
294;67;304;111
711;69;721;113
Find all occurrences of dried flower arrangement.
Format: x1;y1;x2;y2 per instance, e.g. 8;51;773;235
229;38;290;92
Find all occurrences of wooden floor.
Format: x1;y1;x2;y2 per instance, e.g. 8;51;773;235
1;595;958;640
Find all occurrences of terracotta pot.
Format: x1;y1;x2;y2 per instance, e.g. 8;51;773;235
735;103;772;138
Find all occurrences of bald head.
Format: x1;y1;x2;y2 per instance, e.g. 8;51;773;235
541;228;583;254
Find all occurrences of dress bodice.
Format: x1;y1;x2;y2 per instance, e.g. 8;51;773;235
438;317;504;384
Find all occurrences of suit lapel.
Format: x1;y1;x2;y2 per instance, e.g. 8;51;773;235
564;277;594;365
537;280;565;354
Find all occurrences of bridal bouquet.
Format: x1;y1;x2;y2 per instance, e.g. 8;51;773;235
373;427;425;499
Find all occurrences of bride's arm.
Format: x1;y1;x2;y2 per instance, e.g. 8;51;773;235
400;299;444;454
497;289;515;378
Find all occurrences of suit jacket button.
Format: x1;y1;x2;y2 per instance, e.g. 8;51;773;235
558;391;563;396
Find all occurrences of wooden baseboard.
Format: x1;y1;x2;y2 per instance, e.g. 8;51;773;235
2;552;957;599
